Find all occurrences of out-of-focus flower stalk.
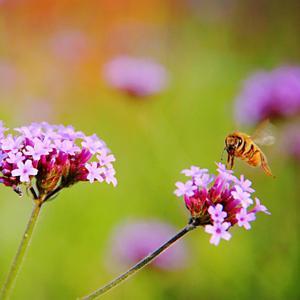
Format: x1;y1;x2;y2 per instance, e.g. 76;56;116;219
80;223;197;300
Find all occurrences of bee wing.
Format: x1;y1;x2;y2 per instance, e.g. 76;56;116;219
251;119;276;146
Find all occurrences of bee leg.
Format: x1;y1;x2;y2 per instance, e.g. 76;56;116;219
221;147;226;161
226;153;230;169
260;152;273;177
230;155;235;169
226;154;234;170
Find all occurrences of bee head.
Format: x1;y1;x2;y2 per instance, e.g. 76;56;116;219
225;134;241;153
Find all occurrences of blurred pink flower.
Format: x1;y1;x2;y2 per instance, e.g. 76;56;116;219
107;220;187;271
103;56;169;97
50;30;90;64
281;123;300;162
235;66;300;125
0;60;18;91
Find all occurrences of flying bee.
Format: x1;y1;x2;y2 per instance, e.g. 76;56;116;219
224;121;275;176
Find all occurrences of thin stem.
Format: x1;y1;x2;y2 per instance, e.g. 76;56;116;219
29;187;38;200
44;185;63;202
80;223;197;300
0;201;43;300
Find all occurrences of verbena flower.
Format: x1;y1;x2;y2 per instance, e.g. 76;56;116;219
0;121;117;199
103;56;169;97
174;163;270;246
235;66;300;125
108;220;187;271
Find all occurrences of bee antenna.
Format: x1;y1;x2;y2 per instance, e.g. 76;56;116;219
221;147;226;161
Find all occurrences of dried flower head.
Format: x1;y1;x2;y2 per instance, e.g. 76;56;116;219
0;121;117;201
235;66;300;125
174;163;270;246
103;56;169;97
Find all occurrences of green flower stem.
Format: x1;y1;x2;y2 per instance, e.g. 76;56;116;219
0;200;43;300
80;223;197;300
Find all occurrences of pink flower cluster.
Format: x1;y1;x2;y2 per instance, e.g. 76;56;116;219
0;121;117;199
174;163;270;246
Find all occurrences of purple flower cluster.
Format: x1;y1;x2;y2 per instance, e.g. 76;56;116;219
235;66;300;125
174;163;270;246
0;121;117;199
103;56;169;97
108;220;187;271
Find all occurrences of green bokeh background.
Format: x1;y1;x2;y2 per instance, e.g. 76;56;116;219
0;1;299;299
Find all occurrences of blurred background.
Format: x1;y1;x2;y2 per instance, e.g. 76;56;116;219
0;0;299;299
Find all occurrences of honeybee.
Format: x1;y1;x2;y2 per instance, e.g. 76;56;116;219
224;121;275;176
